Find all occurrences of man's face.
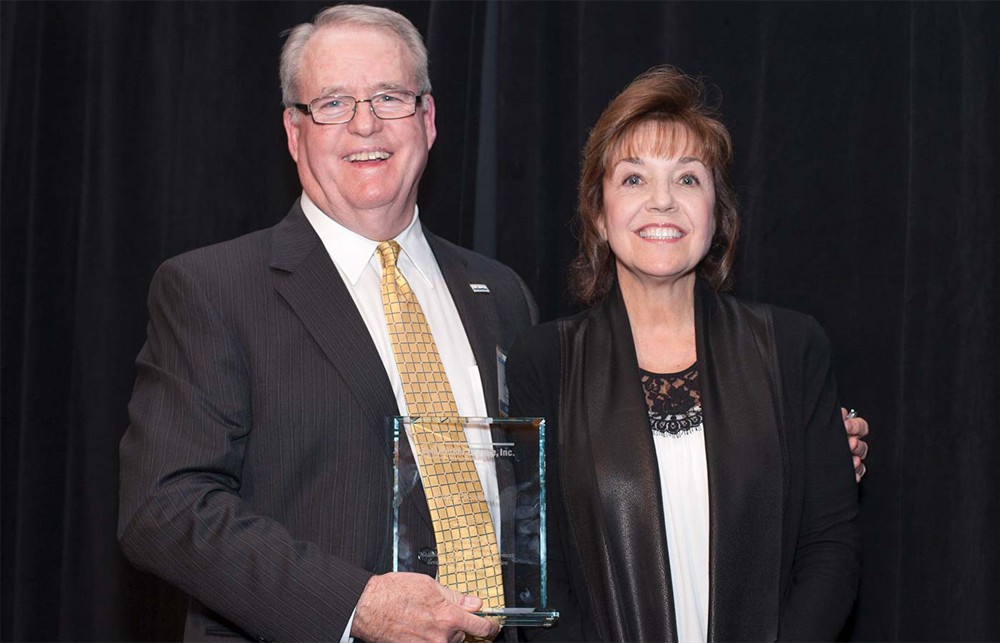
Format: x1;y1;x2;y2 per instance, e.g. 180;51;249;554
283;25;436;240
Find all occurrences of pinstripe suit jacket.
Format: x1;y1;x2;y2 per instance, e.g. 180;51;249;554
118;201;538;641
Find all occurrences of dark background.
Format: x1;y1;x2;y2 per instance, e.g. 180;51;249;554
2;1;997;640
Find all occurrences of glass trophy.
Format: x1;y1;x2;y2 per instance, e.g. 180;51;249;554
393;416;558;627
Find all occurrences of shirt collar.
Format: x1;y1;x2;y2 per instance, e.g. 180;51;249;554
299;191;437;288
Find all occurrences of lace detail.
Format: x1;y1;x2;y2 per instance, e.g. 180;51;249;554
641;363;703;437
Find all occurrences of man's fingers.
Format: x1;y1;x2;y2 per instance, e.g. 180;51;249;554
353;573;501;642
446;590;497;640
444;588;498;639
457;611;500;640
460;593;483;611
439;585;483;612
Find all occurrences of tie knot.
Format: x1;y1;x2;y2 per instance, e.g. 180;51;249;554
376;240;401;270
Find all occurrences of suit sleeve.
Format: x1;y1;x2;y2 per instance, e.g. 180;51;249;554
777;316;861;641
118;259;372;642
515;272;540;327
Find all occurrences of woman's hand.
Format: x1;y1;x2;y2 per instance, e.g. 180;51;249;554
842;407;870;482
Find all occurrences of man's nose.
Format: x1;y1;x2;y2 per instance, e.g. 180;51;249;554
347;99;382;135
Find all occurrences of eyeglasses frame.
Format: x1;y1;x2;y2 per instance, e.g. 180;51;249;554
292;90;425;125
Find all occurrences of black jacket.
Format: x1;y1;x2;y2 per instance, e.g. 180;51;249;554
508;280;859;642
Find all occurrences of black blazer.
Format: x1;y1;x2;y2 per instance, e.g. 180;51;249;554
508;281;860;642
118;202;538;641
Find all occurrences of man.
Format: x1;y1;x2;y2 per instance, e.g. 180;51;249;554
119;5;532;641
119;5;869;642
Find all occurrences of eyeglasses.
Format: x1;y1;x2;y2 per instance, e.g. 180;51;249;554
292;90;423;125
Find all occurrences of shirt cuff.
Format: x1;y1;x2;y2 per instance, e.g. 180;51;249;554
340;606;357;643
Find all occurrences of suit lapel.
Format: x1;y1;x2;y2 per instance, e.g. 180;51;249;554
426;233;502;416
269;204;398;453
696;281;782;642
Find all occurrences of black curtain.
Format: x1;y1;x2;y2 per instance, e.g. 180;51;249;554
2;1;997;640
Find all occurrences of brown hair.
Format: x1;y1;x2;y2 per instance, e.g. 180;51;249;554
570;65;739;305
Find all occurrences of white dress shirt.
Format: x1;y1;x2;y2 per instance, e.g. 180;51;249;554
300;193;500;640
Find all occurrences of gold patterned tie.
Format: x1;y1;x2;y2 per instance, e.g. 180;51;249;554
377;240;504;610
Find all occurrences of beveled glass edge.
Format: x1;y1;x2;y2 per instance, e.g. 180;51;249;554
392;416;549;608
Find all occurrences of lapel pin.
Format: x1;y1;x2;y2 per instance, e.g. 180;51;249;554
469;284;490;293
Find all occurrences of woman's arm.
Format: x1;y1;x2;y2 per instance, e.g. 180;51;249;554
777;315;862;640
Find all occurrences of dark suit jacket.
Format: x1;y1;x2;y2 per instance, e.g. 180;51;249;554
118;201;538;641
507;280;860;642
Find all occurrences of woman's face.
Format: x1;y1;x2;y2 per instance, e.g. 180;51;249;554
599;121;716;289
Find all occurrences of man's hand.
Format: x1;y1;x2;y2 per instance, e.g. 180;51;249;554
842;407;870;482
352;572;500;643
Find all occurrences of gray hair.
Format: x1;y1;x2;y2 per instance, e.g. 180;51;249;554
280;4;432;109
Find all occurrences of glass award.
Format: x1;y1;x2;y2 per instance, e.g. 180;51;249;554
393;416;558;627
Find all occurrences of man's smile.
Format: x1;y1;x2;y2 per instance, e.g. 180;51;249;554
344;149;391;162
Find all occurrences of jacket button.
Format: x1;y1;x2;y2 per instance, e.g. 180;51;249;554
417;547;438;565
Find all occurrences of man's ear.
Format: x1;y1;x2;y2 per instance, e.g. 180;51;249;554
283;108;300;163
420;93;437;151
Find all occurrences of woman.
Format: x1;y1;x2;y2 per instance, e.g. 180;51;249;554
508;66;860;641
